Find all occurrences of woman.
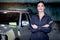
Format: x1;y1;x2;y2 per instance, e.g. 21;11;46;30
30;1;53;40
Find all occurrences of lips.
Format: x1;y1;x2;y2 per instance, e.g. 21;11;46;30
39;8;42;10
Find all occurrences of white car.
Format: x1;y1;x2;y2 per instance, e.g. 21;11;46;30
0;9;31;40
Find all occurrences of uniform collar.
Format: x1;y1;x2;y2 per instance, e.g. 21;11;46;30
36;13;47;21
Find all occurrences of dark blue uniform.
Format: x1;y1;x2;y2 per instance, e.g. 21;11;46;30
30;14;53;40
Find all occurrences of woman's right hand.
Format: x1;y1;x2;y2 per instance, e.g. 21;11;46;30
31;24;38;29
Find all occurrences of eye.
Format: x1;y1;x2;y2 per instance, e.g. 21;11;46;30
38;5;40;7
41;5;44;7
37;4;44;7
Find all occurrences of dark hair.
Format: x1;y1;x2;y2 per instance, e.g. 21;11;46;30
37;1;45;6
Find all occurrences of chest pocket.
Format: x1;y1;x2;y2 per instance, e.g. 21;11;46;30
34;18;40;26
40;17;48;26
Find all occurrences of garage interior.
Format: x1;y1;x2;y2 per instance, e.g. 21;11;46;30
0;0;60;40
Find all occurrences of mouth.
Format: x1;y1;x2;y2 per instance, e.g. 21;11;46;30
39;8;42;10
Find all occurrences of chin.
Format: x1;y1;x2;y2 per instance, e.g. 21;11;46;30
39;10;44;12
39;9;45;12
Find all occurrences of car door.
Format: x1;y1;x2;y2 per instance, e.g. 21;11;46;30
20;13;31;40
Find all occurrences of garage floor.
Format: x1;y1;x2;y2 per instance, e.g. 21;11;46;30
1;23;60;40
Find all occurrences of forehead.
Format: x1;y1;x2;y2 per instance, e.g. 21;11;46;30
37;3;44;6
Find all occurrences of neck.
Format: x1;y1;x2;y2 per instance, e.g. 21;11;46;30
38;12;44;16
38;12;45;21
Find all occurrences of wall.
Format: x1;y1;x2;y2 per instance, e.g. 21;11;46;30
0;2;60;21
0;0;60;2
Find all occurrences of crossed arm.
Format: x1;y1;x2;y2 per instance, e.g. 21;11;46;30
30;17;53;33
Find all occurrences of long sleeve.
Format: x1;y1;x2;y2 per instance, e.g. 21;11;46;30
30;16;38;33
30;15;53;33
38;16;53;33
38;24;52;33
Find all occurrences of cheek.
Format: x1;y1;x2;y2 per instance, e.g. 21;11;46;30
38;7;45;10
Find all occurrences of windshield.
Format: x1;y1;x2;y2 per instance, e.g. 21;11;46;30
0;12;20;26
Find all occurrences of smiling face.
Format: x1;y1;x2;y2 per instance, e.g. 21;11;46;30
37;2;45;12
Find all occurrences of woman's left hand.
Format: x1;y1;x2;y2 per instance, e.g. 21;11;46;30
42;24;49;27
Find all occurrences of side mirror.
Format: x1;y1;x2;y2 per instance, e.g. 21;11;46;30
22;21;29;27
